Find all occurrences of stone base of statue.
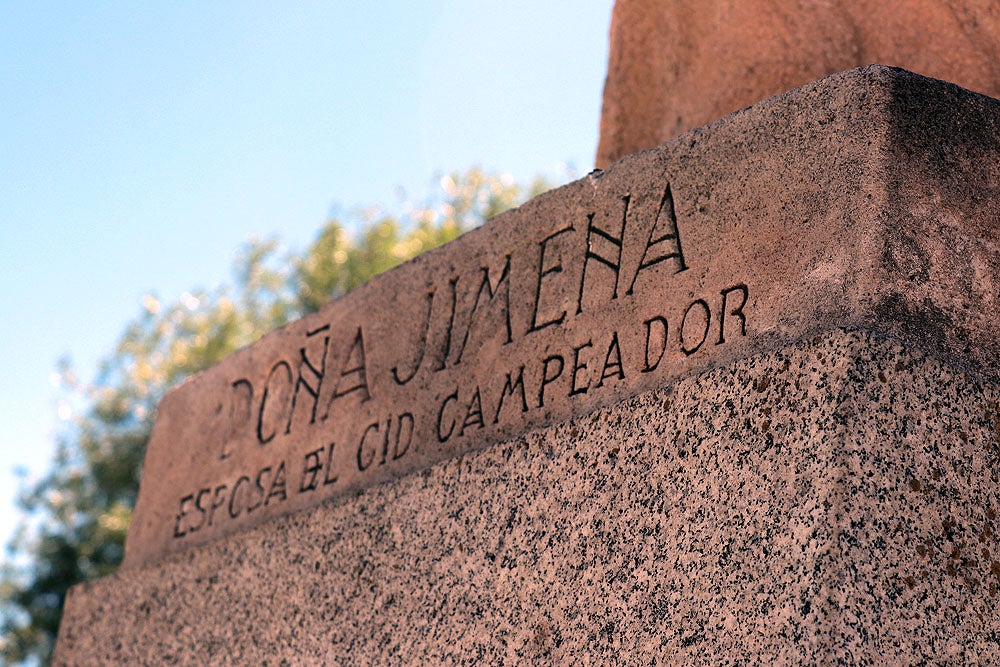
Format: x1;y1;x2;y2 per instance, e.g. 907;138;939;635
55;67;1000;664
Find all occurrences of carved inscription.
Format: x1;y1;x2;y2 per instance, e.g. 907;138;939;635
166;179;752;544
435;283;746;445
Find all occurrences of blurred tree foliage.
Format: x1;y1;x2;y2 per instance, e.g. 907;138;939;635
0;167;561;664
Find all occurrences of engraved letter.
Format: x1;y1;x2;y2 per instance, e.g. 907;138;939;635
718;284;749;345
570;340;593;396
680;299;711;356
323;442;339;486
596;331;625;387
357;421;380;472
257;361;293;445
250;467;270;513
577;196;628;315
191;488;210;533
229;476;251;519
433;277;460;372
323;327;371;419
174;494;195;538
528;225;574;333
454;255;513;365
323;442;337;486
300;447;324;492
538;354;565;408
286;324;331;435
437;390;459;443
265;462;287;505
459;387;485;437
493;365;528;424
392;289;435;385
627;182;688;294
222;379;254;460
208;484;228;527
642;316;668;373
392;413;415;460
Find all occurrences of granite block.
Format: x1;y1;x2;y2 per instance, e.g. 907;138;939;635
124;66;1000;567
54;330;1000;665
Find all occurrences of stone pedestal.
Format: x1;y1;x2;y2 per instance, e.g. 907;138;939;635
54;67;1000;664
55;330;1000;663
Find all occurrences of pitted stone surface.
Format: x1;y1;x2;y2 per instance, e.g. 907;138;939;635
54;330;1000;664
124;66;1000;567
597;0;1000;167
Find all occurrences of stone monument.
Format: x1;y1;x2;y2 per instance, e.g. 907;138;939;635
52;64;1000;664
597;0;1000;167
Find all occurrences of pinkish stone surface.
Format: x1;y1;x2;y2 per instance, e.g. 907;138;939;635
123;66;1000;568
597;0;1000;168
54;330;1000;664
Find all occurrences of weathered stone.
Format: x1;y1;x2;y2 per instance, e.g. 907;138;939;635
597;0;1000;167
123;65;1000;568
54;330;1000;664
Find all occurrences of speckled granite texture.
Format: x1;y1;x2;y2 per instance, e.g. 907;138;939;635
54;329;1000;664
124;65;1000;567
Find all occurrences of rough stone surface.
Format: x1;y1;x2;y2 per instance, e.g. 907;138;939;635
54;330;1000;665
124;66;1000;568
597;0;1000;167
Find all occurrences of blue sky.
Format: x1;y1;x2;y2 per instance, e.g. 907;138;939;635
0;2;614;551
